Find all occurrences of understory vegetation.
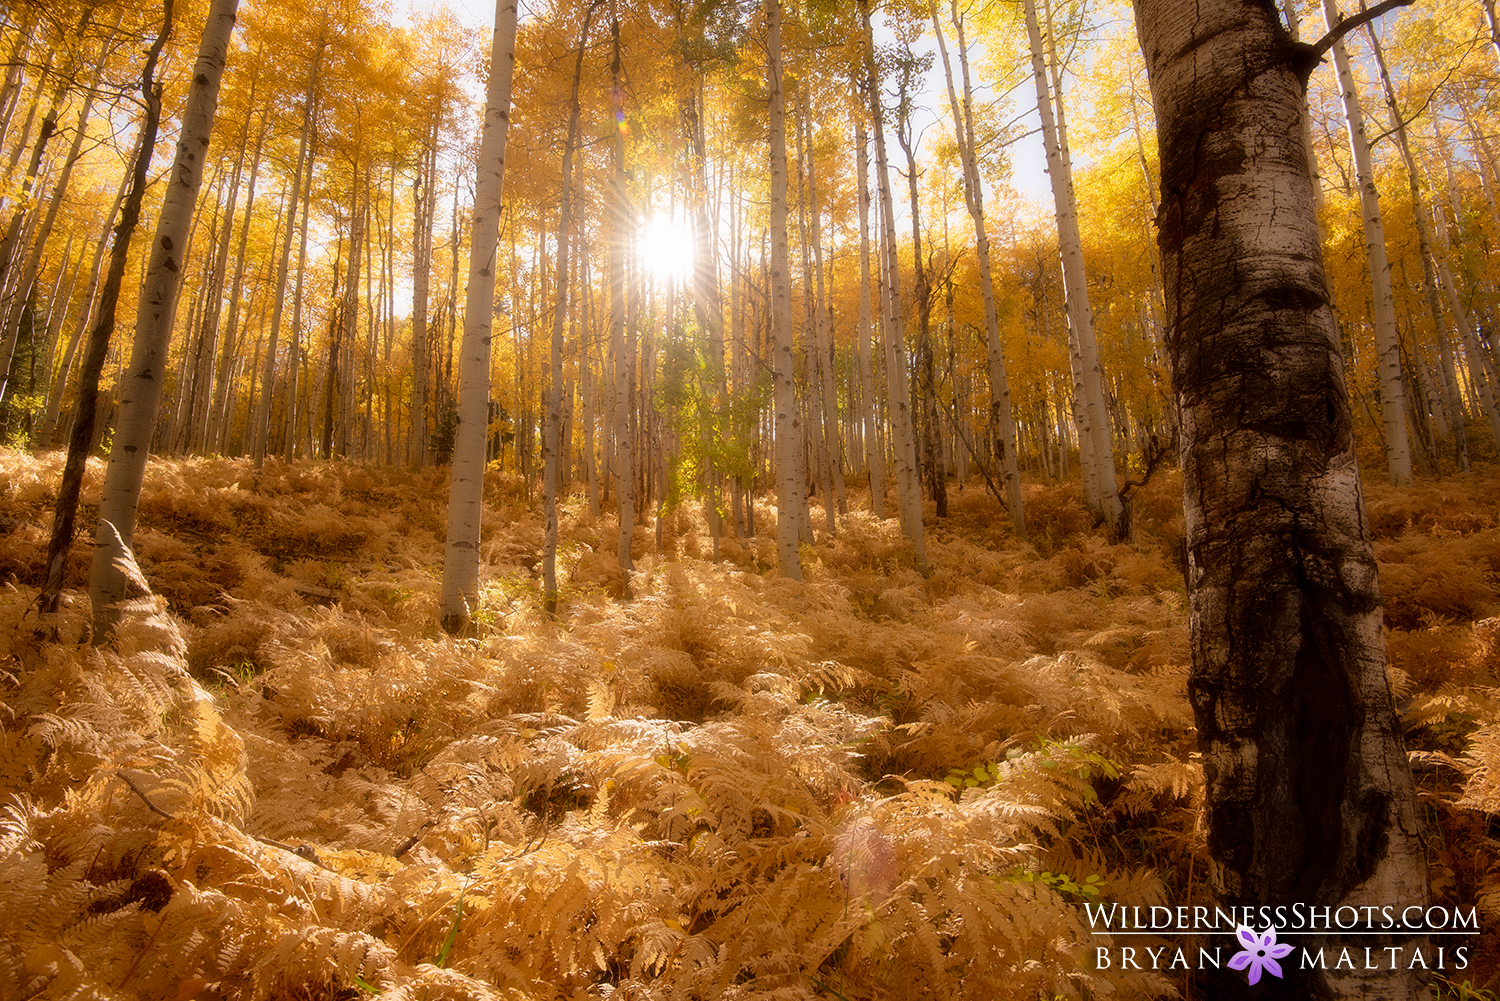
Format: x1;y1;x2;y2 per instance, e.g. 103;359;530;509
0;449;1497;999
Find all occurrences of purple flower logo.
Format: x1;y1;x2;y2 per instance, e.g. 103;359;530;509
1229;925;1294;985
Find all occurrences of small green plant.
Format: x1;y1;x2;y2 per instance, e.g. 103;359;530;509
944;761;997;790
1024;737;1122;805
1015;869;1105;902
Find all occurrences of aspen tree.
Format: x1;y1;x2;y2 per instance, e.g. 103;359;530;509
184;74;258;455
800;93;844;525
208;99;269;455
931;0;1024;535
1133;2;1427;996
1360;15;1469;472
0;18;98;404
543;3;596;615
858;0;925;567
1321;0;1412;486
893;50;946;520
439;0;518;635
609;10;634;575
794;94;834;536
333;187;364;458
853;114;885;519
37;9;168;616
88;0;240;637
409;117;439;469
1023;0;1123;536
0;36;109;401
282;118;319;463
767;0;801;580
252;32;323;468
35;153;130;451
0;15;78;314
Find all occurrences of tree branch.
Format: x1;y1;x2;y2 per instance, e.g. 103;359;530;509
1307;0;1415;60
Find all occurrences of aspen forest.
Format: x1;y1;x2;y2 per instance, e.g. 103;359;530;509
4;0;1500;996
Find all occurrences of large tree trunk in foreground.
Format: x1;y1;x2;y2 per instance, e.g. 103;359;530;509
1133;3;1427;998
439;0;517;634
89;0;239;638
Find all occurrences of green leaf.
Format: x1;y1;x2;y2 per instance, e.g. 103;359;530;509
435;887;466;968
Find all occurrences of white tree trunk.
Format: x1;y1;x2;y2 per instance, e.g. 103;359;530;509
89;0;239;637
1024;0;1124;536
38;168;127;449
1361;18;1467;471
408;123;439;469
439;0;517;634
609;12;635;575
543;10;592;614
854;114;885;518
860;0;925;568
251;36;321;468
1322;0;1412;486
767;0;801;580
933;1;1024;536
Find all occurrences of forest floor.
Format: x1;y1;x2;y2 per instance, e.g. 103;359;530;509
0;449;1497;1000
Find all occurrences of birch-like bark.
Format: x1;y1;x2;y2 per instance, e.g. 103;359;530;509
252;36;321;468
88;0;238;636
609;12;634;574
794;97;833;537
37;13;168;615
859;0;925;567
0;12;34;146
185;116;250;454
0;75;75;399
543;8;592;614
767;0;801;580
1134;4;1427;997
408;119;439;469
208;100;268;454
934;1;1023;535
335;187;364;457
439;0;517;633
0;48;70;309
853;114;884;518
895;61;946;521
1361;19;1467;471
0;57;105;399
1321;0;1411;486
1483;0;1500;62
282;120;321;463
802;99;843;523
1024;0;1124;536
37;149;130;450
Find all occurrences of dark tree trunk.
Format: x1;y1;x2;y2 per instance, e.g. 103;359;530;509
1133;3;1427;998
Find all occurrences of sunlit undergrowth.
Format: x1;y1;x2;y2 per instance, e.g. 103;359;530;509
0;449;1496;998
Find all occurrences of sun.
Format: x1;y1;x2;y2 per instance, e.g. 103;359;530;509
637;213;696;283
